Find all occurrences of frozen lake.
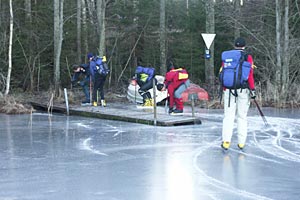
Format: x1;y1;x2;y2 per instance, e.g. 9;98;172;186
0;107;299;200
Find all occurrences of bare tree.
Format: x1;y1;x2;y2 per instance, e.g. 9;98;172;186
82;0;88;61
53;0;64;95
77;0;82;63
234;0;241;38
204;0;215;97
5;0;13;95
160;0;167;75
281;0;289;103
96;0;106;56
23;0;35;92
275;0;281;104
274;0;290;106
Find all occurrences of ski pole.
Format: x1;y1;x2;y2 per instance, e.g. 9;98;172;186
134;74;137;104
90;75;92;104
253;99;269;127
165;93;169;114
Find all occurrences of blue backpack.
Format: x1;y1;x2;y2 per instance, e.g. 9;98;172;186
220;50;251;91
95;57;110;76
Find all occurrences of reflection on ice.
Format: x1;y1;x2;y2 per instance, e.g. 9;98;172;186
0;108;300;200
193;144;274;200
166;154;194;200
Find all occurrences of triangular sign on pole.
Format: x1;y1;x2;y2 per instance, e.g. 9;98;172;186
201;33;216;49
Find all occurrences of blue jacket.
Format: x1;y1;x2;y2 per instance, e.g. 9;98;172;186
135;66;155;82
80;64;90;76
90;57;102;78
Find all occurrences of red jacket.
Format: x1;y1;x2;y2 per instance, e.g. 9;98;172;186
164;68;188;88
246;54;255;90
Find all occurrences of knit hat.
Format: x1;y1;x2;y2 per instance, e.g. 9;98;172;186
167;64;175;71
234;37;246;47
87;53;94;59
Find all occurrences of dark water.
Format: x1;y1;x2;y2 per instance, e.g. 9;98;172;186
0;108;299;200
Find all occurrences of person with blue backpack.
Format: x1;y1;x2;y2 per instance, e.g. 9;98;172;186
219;37;256;150
88;53;109;107
134;65;157;107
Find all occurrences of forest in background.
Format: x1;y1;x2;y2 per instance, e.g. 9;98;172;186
0;0;299;108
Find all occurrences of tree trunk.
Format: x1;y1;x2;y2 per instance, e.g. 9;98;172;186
234;0;241;38
77;0;82;63
53;0;64;95
24;0;35;92
96;0;106;56
281;0;289;102
160;0;167;75
82;0;88;62
5;0;13;96
275;0;283;106
204;0;215;98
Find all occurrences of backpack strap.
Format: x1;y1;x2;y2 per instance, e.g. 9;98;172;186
234;51;247;96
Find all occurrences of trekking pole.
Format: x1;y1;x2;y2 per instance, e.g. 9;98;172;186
135;77;137;104
191;94;195;117
153;79;157;126
165;94;169;114
90;75;92;104
253;99;269;127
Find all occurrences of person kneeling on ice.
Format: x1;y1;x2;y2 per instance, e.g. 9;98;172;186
71;64;91;104
134;65;157;107
159;65;190;114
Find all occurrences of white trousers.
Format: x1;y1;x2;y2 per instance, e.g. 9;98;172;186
222;89;250;144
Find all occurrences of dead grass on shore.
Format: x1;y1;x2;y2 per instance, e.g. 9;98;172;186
0;88;299;115
0;95;34;114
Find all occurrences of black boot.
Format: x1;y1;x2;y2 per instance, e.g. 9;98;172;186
168;107;174;114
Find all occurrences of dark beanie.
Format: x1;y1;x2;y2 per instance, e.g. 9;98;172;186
167;64;174;71
87;53;94;59
235;37;246;47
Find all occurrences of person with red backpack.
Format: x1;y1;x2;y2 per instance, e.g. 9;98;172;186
219;37;256;150
160;65;190;114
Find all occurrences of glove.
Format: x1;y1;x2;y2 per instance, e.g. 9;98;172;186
250;89;256;99
157;83;165;91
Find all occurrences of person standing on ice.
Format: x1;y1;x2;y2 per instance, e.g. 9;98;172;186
219;37;256;150
88;53;108;107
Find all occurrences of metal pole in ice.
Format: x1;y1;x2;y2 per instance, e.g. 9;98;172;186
153;79;157;126
64;88;70;116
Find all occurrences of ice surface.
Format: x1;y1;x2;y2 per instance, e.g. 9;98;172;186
0;107;299;200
